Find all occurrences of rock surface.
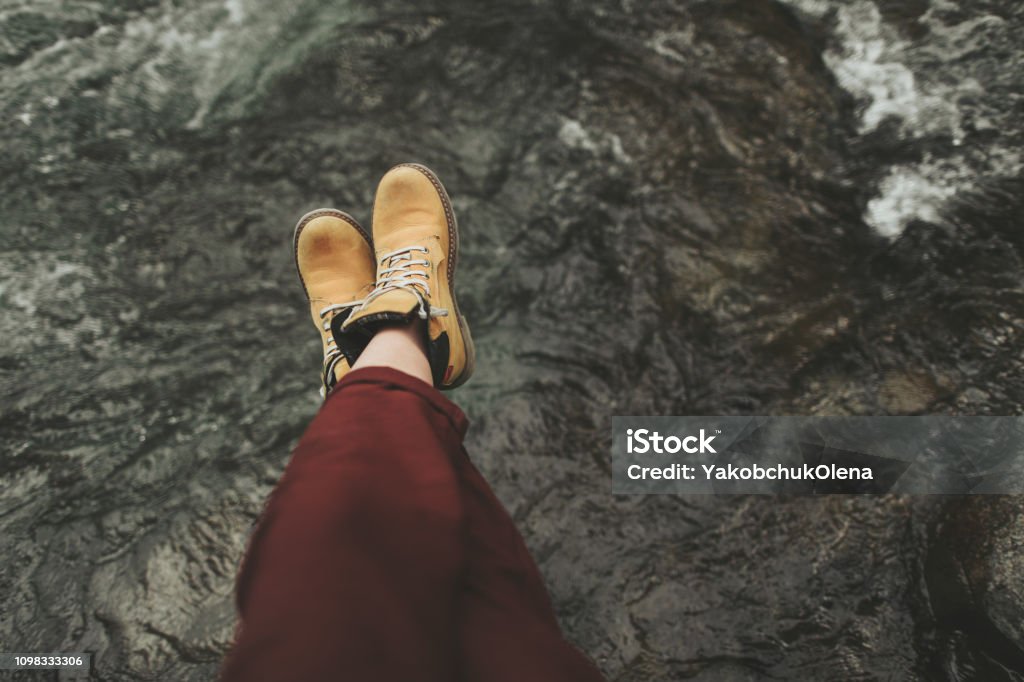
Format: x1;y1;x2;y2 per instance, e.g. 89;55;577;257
925;497;1024;681
1;0;1022;680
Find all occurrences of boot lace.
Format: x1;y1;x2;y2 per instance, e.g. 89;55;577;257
318;301;360;398
360;246;449;320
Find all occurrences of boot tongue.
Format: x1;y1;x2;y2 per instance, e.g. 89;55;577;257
379;286;421;310
349;288;422;326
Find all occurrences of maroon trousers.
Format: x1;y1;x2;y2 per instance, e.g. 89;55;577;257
221;367;606;681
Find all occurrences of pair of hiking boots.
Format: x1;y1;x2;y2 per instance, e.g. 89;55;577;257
293;164;475;397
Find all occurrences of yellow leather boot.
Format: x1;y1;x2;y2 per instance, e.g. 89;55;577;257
293;208;376;398
343;164;475;389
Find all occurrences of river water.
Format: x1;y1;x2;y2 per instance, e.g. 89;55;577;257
1;0;1022;679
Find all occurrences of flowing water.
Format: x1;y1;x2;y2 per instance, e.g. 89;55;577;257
1;0;1023;679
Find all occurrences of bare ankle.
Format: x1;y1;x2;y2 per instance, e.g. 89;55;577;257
351;320;432;385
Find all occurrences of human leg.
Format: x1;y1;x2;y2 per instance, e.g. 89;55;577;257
351;321;432;385
223;165;606;681
223;204;470;680
220;363;470;681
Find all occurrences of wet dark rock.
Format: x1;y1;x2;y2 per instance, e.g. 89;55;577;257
1;0;1022;680
925;497;1024;681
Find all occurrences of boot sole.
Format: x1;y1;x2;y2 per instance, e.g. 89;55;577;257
292;208;372;301
388;163;476;389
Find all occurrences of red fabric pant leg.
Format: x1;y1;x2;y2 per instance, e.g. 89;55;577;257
221;367;468;681
221;367;606;682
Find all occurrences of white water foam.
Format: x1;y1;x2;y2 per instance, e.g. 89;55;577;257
2;0;347;132
826;2;964;138
781;0;1020;237
865;160;958;238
